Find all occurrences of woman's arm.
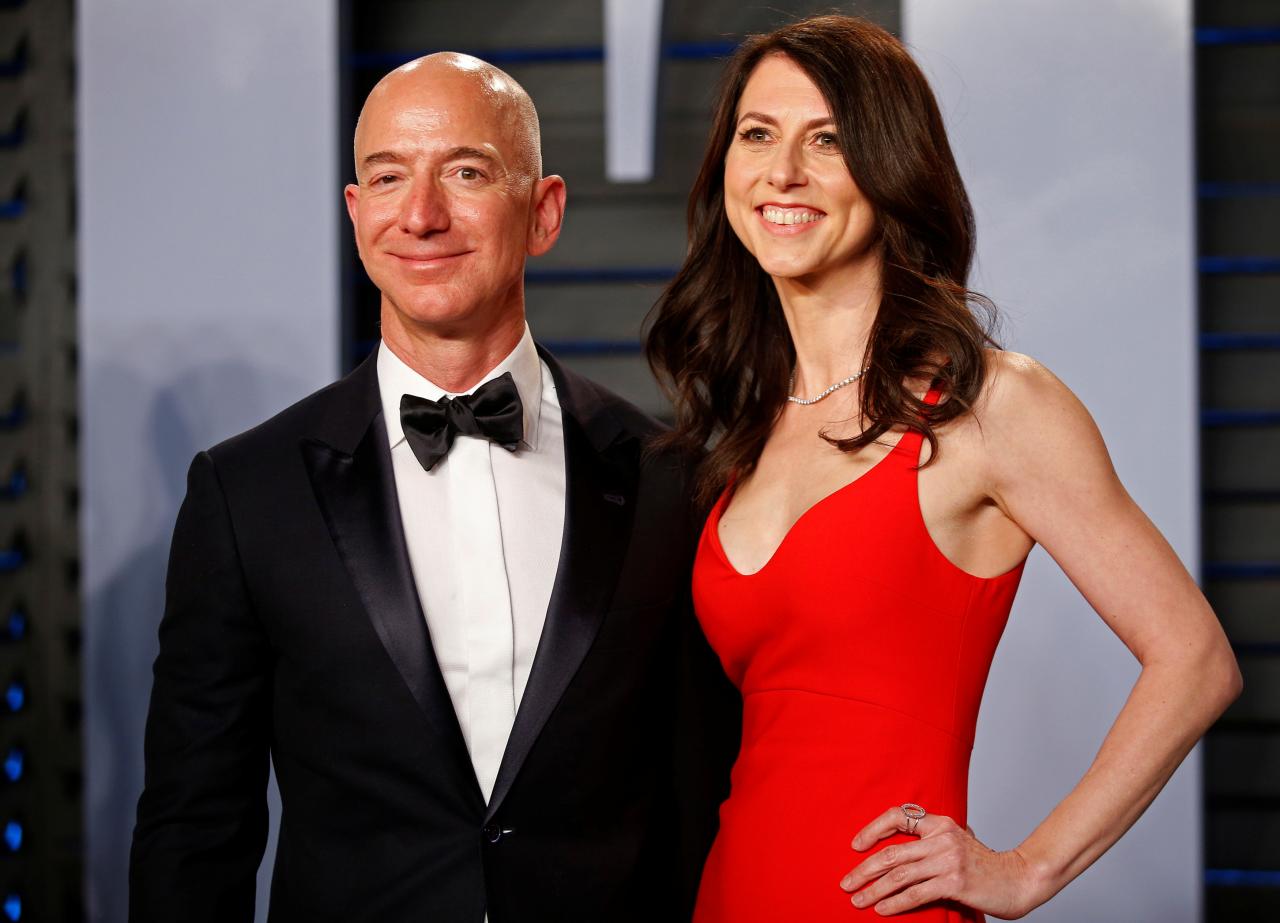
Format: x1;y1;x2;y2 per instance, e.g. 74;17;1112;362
839;353;1242;918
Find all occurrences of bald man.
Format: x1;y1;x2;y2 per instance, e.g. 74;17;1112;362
129;55;737;922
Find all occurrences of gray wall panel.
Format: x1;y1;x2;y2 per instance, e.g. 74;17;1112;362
79;2;340;920
904;1;1200;919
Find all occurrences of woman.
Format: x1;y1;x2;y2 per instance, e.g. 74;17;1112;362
644;15;1241;921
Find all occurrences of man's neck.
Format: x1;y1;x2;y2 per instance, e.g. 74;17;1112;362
380;310;527;394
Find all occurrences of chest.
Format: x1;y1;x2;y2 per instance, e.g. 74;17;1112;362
389;432;568;672
717;427;905;576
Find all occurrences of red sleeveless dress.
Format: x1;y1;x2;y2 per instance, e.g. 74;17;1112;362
692;393;1025;921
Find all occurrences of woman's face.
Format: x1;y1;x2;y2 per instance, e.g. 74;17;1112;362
723;54;878;287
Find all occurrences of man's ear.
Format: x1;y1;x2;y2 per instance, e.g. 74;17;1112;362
344;183;361;232
527;175;566;257
344;182;368;261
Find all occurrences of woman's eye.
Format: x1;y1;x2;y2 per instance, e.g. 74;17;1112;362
738;127;770;143
814;132;839;148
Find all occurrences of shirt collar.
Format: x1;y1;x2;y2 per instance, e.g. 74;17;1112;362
377;324;544;452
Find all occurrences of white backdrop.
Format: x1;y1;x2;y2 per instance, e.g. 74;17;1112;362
903;1;1200;919
78;1;339;919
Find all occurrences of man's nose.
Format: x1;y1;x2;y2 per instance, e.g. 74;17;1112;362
398;176;450;236
767;140;807;190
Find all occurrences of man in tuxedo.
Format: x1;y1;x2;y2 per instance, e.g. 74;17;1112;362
129;53;736;922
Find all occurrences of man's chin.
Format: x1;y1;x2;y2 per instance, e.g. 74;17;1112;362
381;295;518;339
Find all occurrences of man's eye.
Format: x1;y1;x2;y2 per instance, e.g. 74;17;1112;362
372;174;399;186
458;167;482;180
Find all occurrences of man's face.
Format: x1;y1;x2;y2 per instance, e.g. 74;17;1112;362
345;68;559;339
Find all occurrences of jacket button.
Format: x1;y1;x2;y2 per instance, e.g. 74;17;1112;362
483;823;503;843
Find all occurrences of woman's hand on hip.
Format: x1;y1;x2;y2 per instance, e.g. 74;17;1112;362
839;805;1045;918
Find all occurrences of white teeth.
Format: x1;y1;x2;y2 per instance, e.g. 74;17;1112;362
762;206;824;226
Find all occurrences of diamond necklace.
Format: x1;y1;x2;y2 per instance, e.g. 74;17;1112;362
787;366;869;405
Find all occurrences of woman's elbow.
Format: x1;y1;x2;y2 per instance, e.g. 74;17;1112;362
1202;634;1243;716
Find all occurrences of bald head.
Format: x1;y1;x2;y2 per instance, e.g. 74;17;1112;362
354;52;542;183
343;50;567;373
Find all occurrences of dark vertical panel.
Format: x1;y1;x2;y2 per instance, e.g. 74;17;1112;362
0;0;83;919
1197;0;1280;917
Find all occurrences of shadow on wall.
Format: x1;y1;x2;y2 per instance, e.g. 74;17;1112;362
86;359;303;922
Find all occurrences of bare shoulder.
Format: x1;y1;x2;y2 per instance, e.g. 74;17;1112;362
977;349;1075;416
973;350;1096;434
970;348;1119;495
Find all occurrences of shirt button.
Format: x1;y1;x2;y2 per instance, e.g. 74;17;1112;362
483;823;503;843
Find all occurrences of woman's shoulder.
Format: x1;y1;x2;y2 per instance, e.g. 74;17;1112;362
915;348;1060;416
920;349;1067;432
982;347;1057;394
973;348;1085;425
965;348;1113;483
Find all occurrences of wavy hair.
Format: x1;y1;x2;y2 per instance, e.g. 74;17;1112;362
643;14;997;508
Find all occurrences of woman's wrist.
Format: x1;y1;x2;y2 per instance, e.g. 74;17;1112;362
1007;843;1064;915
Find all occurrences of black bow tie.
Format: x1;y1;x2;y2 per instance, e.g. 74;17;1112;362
399;372;525;472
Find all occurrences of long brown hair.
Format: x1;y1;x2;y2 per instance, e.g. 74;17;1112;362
643;14;997;508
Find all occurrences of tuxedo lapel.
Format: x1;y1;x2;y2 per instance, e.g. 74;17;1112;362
300;356;480;798
486;350;639;819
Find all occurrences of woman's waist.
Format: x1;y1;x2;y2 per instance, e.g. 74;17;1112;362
730;690;970;799
737;684;974;747
720;752;971;835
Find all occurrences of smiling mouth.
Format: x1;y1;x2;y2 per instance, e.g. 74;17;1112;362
759;205;826;226
390;251;469;263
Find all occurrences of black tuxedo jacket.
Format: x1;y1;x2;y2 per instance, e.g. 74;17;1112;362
129;348;739;922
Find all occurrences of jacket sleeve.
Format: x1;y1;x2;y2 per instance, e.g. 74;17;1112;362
129;450;272;922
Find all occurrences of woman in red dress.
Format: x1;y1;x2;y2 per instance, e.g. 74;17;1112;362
645;15;1241;921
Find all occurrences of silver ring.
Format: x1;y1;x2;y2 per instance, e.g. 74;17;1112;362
901;802;926;835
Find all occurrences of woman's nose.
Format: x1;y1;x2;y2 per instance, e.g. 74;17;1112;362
766;140;807;190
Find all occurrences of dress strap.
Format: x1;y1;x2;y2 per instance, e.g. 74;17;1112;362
895;385;943;464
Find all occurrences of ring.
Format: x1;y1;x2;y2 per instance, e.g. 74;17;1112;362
901;803;926;835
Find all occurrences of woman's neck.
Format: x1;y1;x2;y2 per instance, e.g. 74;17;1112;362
775;260;881;397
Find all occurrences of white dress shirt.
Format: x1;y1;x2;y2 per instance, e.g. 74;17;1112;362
377;326;566;804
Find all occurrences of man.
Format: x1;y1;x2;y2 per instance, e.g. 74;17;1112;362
129;54;737;922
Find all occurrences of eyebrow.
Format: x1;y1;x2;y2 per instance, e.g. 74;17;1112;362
360;150;405;171
442;146;503;168
359;146;504;173
736;112;835;131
